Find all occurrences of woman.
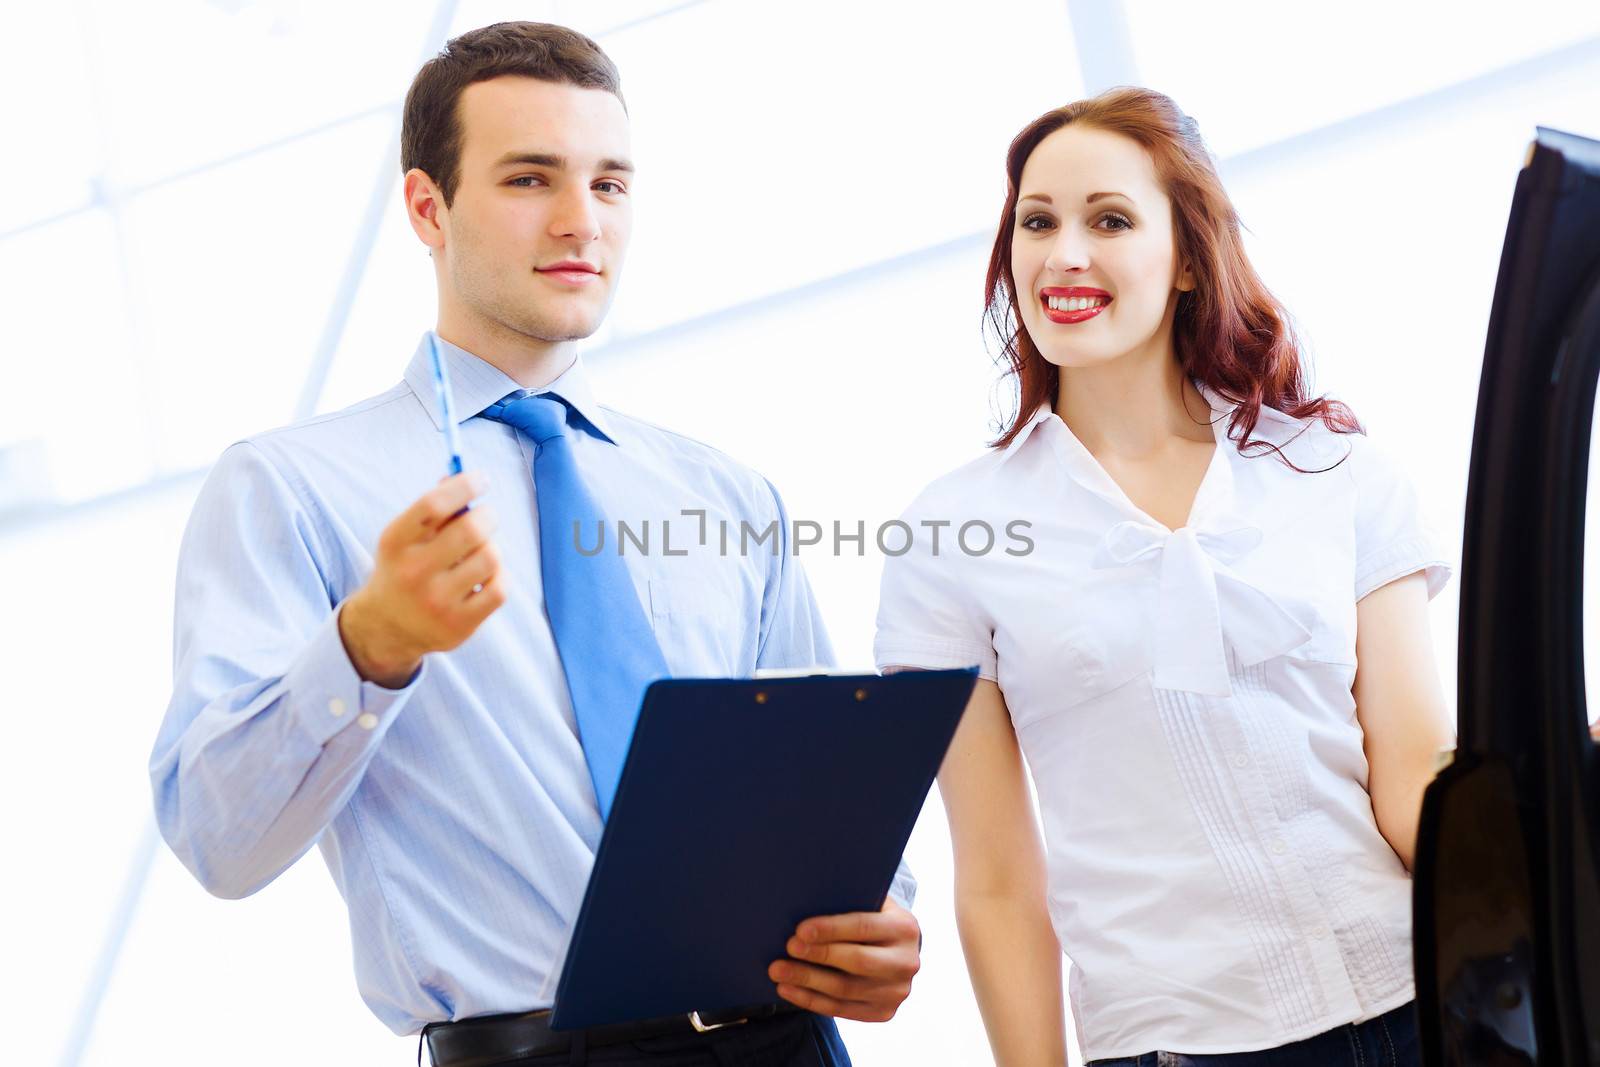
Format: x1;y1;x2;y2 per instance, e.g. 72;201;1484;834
873;88;1454;1065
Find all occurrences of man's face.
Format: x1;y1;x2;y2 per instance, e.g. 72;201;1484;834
436;76;633;344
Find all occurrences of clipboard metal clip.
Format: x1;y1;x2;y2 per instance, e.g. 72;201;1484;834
688;1010;750;1033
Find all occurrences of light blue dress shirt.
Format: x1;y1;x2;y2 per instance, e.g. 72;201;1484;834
150;333;915;1035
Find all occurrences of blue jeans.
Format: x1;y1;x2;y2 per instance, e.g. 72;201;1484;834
1086;1001;1419;1066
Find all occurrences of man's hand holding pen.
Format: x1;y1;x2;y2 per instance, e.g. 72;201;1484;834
339;471;502;688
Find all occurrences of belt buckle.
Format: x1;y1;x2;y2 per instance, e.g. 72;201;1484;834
688;1010;750;1033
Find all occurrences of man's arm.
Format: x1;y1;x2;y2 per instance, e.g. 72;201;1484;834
746;523;917;910
149;443;498;898
750;477;921;1017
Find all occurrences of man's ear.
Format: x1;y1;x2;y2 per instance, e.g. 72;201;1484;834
404;169;447;252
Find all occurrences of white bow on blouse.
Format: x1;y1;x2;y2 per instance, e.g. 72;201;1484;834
1091;519;1314;697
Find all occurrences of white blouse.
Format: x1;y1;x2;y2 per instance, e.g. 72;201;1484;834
874;384;1451;1060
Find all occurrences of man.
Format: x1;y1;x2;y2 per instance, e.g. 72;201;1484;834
149;22;920;1066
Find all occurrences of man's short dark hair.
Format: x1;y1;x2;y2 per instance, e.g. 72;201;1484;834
401;21;625;208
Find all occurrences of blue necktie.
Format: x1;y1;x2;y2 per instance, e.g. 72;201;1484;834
481;391;669;820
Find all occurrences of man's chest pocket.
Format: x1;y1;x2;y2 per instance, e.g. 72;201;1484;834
647;570;754;676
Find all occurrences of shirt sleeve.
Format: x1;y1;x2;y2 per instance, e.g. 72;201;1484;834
149;440;423;900
870;485;997;914
752;477;916;909
873;489;998;681
1349;434;1454;602
753;477;837;672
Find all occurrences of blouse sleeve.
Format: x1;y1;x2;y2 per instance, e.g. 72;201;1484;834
873;485;998;680
1348;434;1454;602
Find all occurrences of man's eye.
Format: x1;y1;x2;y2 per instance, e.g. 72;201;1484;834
508;176;544;187
594;180;626;194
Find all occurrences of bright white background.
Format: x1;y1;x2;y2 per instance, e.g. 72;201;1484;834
4;1;1600;1063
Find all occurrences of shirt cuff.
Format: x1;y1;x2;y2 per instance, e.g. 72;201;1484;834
286;606;424;748
874;633;997;682
1355;534;1453;602
888;867;917;911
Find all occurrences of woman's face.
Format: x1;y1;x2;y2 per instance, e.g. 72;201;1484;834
1010;124;1194;372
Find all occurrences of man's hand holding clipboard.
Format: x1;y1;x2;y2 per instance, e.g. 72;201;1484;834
768;897;923;1022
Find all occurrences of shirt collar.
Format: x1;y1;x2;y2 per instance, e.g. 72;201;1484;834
1002;380;1293;458
998;403;1058;459
999;379;1241;524
402;331;618;442
999;380;1238;462
1194;380;1346;463
1191;380;1233;424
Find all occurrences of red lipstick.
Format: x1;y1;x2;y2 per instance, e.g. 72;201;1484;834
1040;286;1111;324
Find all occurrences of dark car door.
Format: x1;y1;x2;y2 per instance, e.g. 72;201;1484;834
1413;126;1600;1066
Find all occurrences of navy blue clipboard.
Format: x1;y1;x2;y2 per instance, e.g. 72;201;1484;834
547;667;978;1030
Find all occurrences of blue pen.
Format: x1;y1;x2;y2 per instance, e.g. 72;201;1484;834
427;333;465;476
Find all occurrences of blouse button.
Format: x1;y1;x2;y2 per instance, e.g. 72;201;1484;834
1232;752;1249;768
1269;838;1288;857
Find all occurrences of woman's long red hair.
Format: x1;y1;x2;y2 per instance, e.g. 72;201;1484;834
986;87;1360;462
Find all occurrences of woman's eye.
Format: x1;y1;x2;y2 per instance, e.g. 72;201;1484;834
1018;211;1129;232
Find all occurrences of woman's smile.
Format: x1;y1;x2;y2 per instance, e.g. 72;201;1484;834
1040;285;1112;324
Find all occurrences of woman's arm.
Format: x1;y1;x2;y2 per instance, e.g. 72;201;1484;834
938;678;1068;1066
1352;571;1457;871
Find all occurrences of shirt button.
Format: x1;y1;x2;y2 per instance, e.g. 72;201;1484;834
1270;838;1288;856
357;713;379;731
328;697;347;717
1232;752;1249;768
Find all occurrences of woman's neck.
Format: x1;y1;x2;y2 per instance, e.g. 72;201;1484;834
1055;346;1212;458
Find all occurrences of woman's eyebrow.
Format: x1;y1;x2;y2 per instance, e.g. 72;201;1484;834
1016;191;1136;206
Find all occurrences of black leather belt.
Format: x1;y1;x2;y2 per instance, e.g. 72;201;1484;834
421;1002;803;1067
